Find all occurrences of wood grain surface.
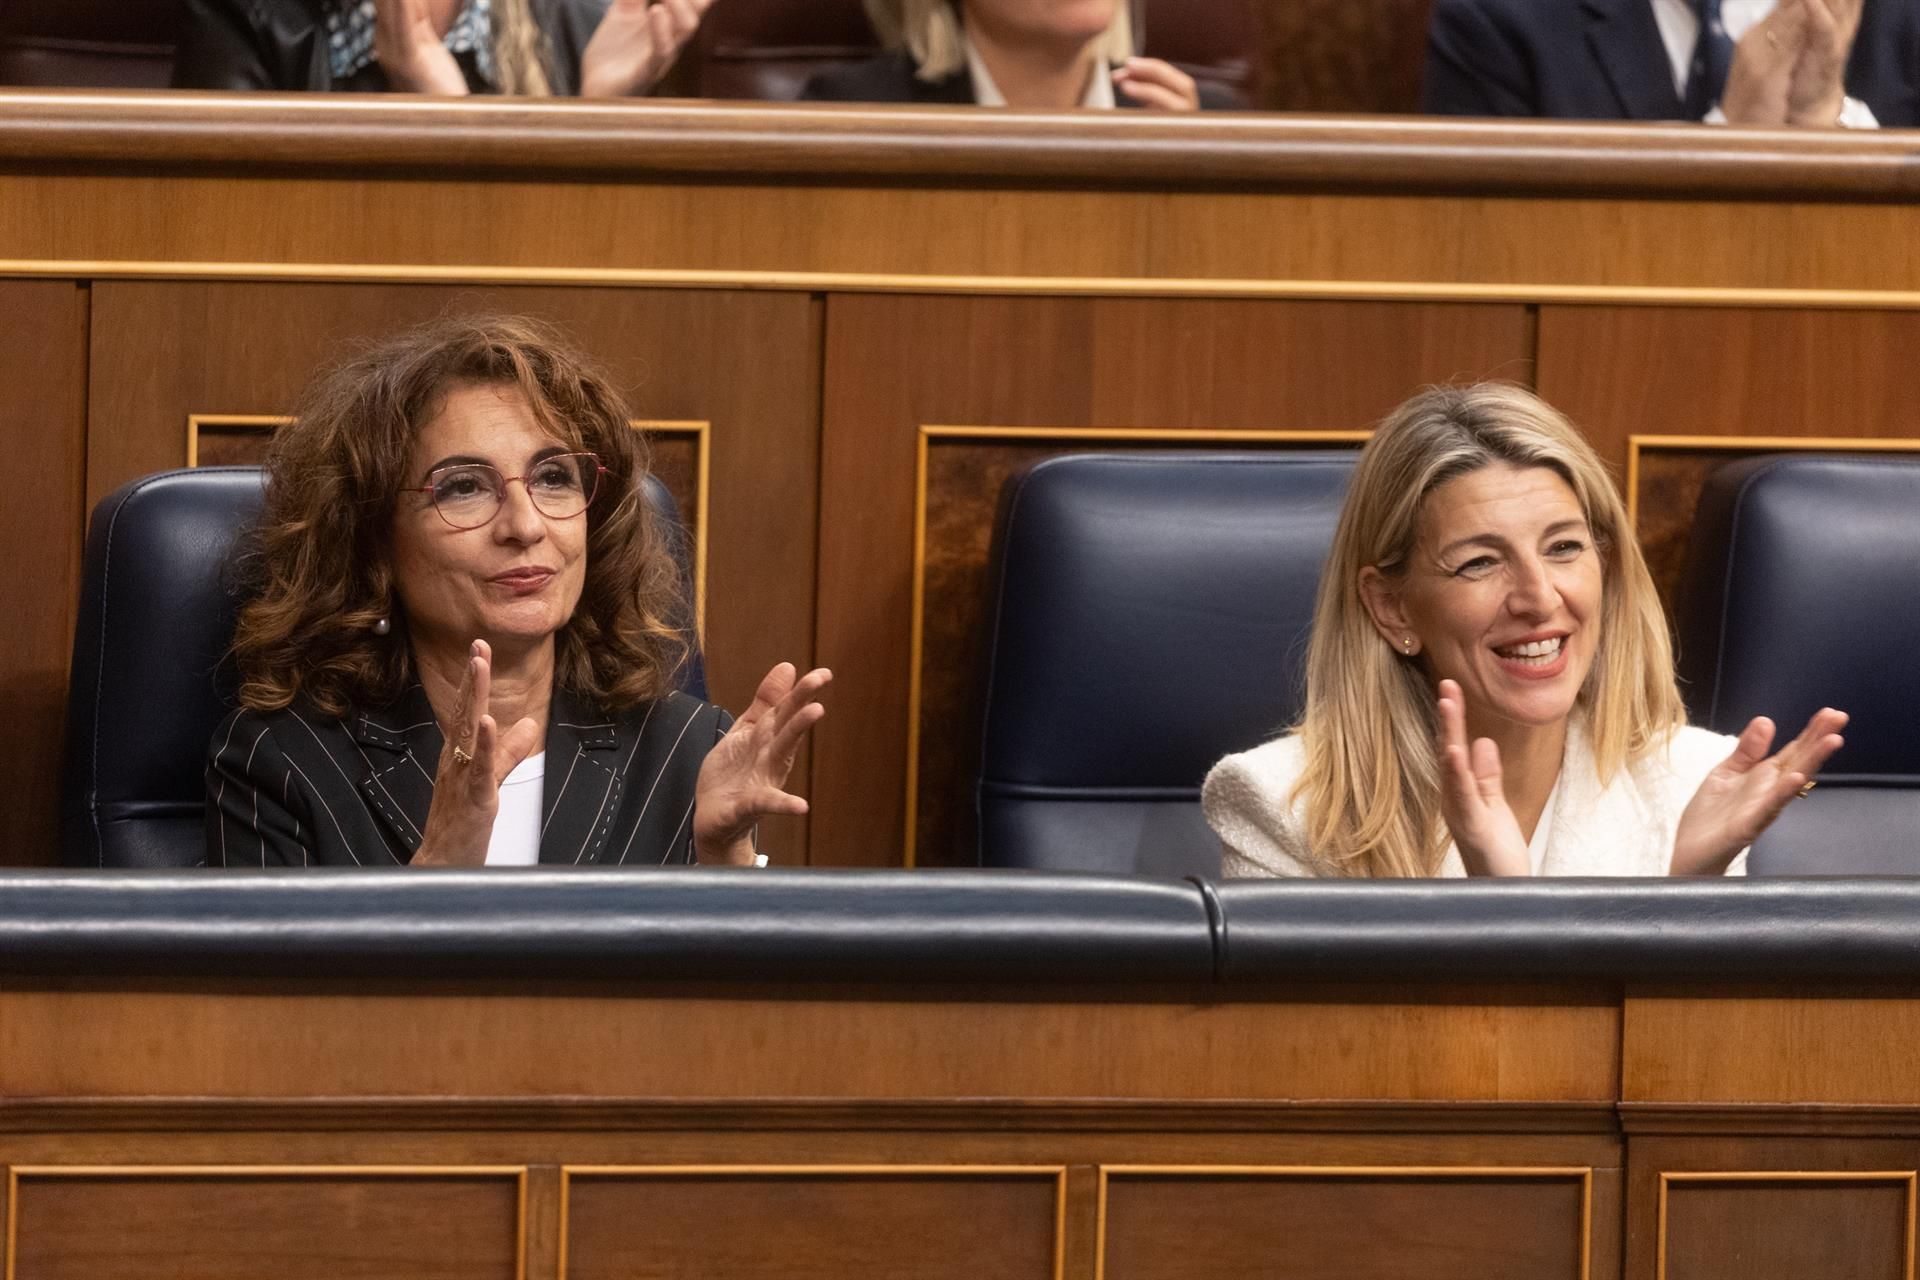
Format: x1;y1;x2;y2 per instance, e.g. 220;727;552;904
1100;1168;1589;1280
0;280;86;868
8;1168;523;1280
0;982;1619;1103
562;1169;1061;1280
5;93;1920;200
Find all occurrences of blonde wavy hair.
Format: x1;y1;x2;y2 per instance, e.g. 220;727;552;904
1291;383;1685;878
491;0;555;95
862;0;1134;81
231;314;689;718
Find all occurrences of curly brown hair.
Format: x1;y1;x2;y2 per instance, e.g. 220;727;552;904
231;314;690;717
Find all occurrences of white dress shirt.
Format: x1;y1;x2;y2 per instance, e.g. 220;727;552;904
1649;0;1877;125
484;750;544;866
965;41;1116;108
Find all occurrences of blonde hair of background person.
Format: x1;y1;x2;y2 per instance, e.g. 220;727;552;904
1259;382;1845;878
863;0;1131;80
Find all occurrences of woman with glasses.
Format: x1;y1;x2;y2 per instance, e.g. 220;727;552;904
206;314;828;867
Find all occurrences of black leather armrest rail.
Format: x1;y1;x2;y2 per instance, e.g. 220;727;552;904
0;868;1215;983
1213;879;1920;982
9;871;1920;986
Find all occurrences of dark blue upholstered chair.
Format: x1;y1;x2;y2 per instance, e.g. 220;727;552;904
62;466;700;868
1675;454;1920;874
977;452;1356;876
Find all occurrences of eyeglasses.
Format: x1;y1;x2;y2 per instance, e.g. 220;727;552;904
404;452;607;531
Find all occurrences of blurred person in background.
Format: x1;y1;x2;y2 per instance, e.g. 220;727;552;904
801;0;1238;108
175;0;715;95
1424;0;1918;126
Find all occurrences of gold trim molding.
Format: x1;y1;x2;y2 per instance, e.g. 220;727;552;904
904;424;1370;867
1655;1170;1918;1280
557;1164;1068;1280
185;414;711;634
1094;1164;1594;1280
21;258;1920;310
5;1164;530;1280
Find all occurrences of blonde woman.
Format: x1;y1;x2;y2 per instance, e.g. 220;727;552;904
802;0;1234;109
175;0;713;96
1203;384;1847;878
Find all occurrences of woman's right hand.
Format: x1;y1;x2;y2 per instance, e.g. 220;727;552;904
374;0;470;95
1435;679;1531;877
412;640;542;866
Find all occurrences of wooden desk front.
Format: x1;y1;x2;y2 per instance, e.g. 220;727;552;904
6;977;1919;1279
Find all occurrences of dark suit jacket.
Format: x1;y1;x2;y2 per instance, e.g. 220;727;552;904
206;684;729;867
172;0;609;92
800;51;1243;109
1422;0;1920;125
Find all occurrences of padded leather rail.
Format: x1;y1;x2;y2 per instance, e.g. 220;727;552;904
9;870;1920;985
1214;878;1920;982
0;869;1215;983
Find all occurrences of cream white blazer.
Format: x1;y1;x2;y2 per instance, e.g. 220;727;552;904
1202;720;1748;878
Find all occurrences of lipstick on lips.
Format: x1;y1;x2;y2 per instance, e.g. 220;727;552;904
489;567;555;596
1491;631;1571;680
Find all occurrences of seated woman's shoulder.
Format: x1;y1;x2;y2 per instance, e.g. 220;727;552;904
1202;733;1316;879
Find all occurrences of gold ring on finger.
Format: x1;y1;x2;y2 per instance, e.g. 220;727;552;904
1797;779;1816;798
451;745;474;767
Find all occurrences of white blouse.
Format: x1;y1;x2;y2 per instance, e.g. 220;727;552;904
1202;721;1748;878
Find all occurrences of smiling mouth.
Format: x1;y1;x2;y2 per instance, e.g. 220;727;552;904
1493;636;1565;666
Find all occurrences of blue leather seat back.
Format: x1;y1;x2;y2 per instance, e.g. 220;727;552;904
1675;454;1920;874
978;452;1355;875
63;467;701;868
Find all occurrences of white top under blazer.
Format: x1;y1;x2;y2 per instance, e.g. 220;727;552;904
1202;718;1749;878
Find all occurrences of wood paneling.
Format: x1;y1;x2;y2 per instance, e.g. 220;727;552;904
0;982;1618;1103
1624;991;1920;1106
85;281;821;861
1538;307;1920;472
0;280;86;868
7;1168;523;1280
1099;1168;1589;1280
561;1169;1061;1280
1659;1177;1910;1280
816;295;1530;863
10;95;1920;202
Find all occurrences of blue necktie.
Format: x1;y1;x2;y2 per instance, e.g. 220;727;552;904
1684;0;1738;118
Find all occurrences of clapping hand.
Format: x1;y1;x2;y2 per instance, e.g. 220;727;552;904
692;662;831;865
580;0;716;98
1435;679;1532;877
1721;0;1810;125
1669;707;1847;875
1110;57;1201;111
413;640;543;866
1787;0;1865;125
373;0;470;94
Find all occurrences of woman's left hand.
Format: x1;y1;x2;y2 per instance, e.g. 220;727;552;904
692;662;831;865
580;0;714;98
1110;57;1201;110
1670;707;1848;875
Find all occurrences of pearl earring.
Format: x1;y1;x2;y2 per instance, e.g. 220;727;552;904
372;617;391;636
1402;635;1414;654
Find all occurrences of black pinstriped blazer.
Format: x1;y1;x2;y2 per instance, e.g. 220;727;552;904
205;684;729;867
